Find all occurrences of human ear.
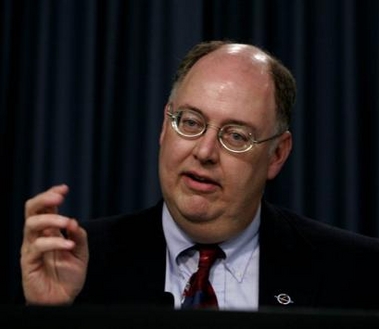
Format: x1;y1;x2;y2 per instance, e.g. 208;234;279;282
267;131;292;180
159;103;171;145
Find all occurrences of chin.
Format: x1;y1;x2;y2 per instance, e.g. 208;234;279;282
179;204;213;222
184;223;227;244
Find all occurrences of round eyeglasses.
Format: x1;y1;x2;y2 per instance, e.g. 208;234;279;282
167;107;285;153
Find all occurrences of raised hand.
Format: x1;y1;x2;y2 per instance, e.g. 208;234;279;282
20;184;89;305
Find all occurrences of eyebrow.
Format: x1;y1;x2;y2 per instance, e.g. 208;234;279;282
177;104;259;133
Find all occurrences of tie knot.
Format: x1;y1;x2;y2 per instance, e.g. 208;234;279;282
196;244;223;269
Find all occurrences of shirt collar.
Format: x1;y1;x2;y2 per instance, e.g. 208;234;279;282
162;202;261;271
162;203;194;264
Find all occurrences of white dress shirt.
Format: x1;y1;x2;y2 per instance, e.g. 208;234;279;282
163;202;260;311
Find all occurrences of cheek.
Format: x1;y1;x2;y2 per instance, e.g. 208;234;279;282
226;157;269;193
159;134;193;195
160;131;191;170
229;166;254;191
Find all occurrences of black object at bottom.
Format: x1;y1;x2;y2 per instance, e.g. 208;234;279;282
2;304;379;329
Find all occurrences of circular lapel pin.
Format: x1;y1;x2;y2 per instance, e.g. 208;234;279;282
274;293;294;305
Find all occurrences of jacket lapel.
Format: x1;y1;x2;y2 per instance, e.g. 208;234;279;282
258;200;319;309
128;200;169;303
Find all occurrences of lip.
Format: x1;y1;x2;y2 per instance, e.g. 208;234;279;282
181;171;221;193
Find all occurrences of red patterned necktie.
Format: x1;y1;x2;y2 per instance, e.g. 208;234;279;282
181;244;224;310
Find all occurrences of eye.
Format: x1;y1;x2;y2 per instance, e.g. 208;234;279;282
182;117;201;129
230;132;246;142
221;125;251;148
177;110;205;134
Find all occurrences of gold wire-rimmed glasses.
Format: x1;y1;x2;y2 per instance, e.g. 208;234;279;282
166;105;285;153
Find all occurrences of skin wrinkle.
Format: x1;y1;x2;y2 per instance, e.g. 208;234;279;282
159;44;291;244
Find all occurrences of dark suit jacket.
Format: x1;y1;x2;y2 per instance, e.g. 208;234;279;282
77;199;379;311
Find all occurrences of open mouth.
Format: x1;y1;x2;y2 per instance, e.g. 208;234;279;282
184;172;221;190
188;173;213;183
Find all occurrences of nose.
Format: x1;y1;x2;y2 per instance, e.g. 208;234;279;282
192;125;221;164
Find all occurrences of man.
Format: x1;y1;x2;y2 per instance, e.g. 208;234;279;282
20;40;379;311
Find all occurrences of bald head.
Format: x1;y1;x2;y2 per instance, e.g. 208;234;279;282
170;40;296;132
215;43;271;65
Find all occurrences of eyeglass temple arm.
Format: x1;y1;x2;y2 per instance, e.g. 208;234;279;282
253;130;289;144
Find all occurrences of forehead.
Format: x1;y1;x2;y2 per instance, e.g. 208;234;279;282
173;47;276;125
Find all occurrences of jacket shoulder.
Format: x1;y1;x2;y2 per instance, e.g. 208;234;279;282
262;200;379;253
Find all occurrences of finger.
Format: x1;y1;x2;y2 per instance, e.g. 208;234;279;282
65;219;89;260
21;236;75;268
25;184;69;219
23;214;72;243
30;236;75;254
